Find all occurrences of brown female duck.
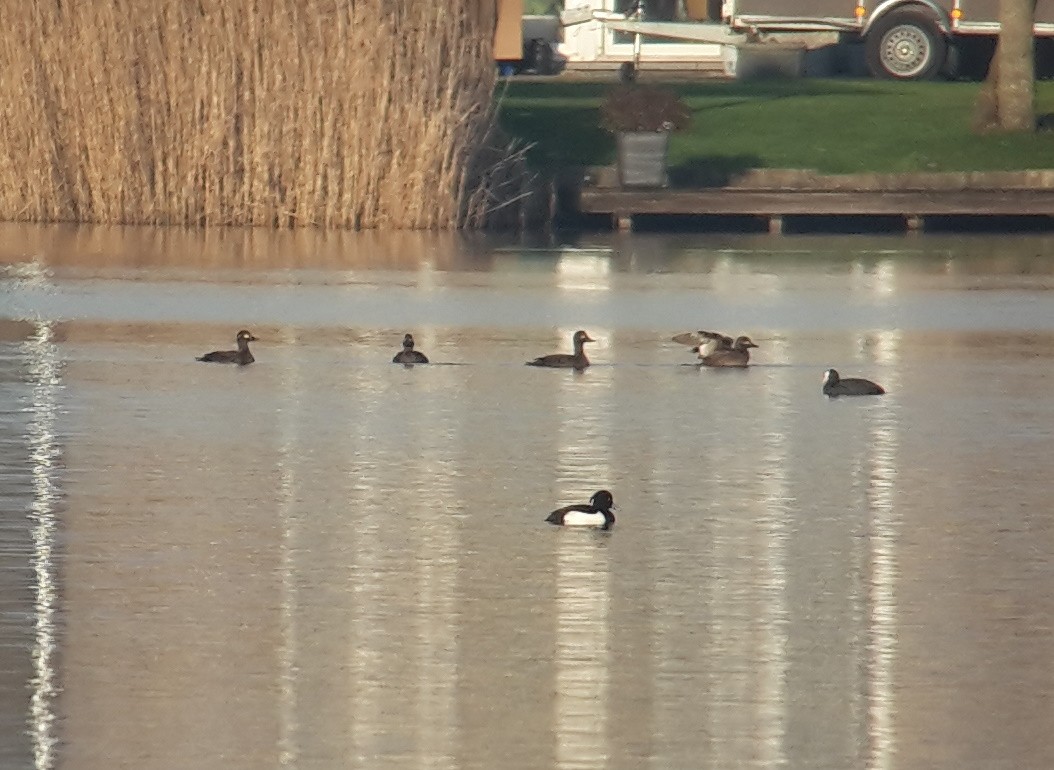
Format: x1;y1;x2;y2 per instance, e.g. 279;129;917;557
526;330;595;370
196;330;258;366
392;333;429;364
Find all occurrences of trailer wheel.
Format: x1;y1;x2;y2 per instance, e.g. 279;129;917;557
865;9;947;80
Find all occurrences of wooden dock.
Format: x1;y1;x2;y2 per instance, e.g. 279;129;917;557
572;169;1054;232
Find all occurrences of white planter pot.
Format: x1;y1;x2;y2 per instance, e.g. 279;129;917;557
616;131;670;188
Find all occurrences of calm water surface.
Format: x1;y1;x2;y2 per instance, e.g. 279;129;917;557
1;224;1054;769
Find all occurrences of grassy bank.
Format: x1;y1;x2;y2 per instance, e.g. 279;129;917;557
498;79;1054;178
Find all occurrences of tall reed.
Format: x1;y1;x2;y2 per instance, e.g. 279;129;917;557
0;1;506;229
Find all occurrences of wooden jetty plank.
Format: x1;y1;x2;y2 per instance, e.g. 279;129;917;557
578;189;1054;217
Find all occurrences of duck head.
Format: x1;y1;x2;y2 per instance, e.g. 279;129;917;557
590;490;615;512
733;335;758;350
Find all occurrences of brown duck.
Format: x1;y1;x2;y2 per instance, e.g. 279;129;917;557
526;330;595;370
196;329;258;366
672;330;757;368
392;333;429;364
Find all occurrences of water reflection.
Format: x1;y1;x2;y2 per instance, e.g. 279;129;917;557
554;536;611;770
754;346;792;769
553;341;613;770
0;223;497;273
865;405;899;770
276;328;303;768
4;224;1054;285
0;225;1053;769
26;317;61;770
550;250;614;770
556;252;611;293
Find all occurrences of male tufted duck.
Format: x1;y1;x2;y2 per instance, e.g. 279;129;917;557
822;368;885;397
393;333;429;364
545;490;616;530
196;330;257;365
527;330;595;370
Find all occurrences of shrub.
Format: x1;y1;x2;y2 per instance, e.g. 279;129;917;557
599;84;692;133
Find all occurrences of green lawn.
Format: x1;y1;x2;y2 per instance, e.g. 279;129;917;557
497;79;1054;177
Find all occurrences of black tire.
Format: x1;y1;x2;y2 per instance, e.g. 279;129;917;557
945;36;996;81
865;9;947;80
1036;38;1054;80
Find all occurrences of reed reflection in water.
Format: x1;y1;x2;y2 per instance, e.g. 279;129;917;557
1;226;1054;769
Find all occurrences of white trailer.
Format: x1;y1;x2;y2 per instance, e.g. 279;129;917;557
558;0;1054;80
558;2;730;75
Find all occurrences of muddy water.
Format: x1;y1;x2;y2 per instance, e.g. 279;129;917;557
2;224;1054;769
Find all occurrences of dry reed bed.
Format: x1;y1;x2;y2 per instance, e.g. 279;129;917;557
0;1;504;229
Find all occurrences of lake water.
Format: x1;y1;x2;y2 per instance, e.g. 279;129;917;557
2;223;1054;769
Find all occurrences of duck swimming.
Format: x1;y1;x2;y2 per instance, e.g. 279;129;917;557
196;330;257;365
672;330;758;367
526;330;594;370
545;490;616;530
392;333;429;364
822;368;885;397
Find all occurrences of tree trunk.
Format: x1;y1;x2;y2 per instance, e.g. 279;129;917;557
972;0;1037;133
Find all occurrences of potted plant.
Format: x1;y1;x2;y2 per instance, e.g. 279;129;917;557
600;84;691;188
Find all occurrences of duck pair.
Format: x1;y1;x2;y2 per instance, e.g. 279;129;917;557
197;330;432;367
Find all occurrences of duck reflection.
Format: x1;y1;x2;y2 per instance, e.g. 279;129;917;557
552;344;614;769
